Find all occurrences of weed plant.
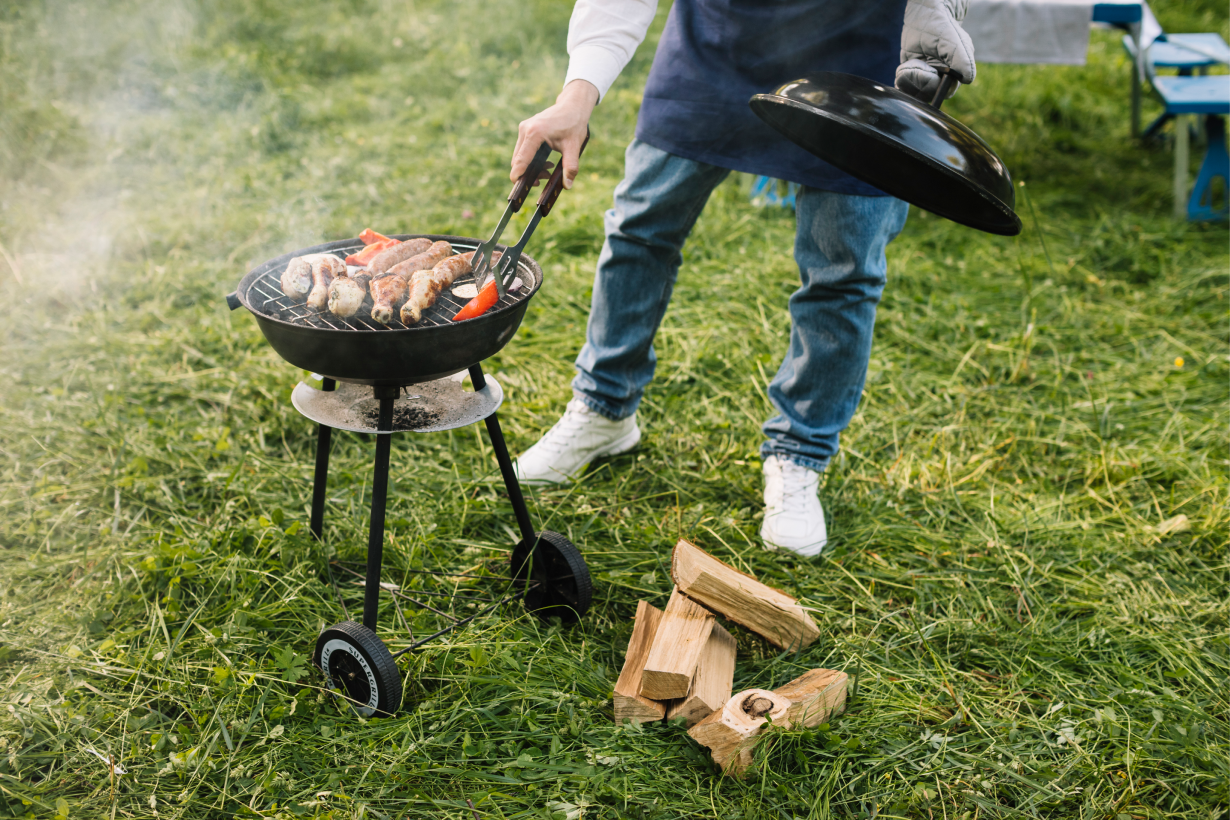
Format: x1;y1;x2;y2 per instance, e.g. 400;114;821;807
0;1;1226;819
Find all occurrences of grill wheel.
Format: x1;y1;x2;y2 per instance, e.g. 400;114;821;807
314;621;402;718
511;531;593;623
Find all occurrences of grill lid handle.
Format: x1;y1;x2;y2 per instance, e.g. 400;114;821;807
225;291;242;311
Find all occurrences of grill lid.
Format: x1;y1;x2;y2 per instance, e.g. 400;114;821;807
749;72;1022;236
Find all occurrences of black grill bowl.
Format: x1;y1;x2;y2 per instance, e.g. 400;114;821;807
231;235;543;386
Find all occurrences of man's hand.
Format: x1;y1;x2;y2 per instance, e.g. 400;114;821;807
896;0;976;102
510;79;599;190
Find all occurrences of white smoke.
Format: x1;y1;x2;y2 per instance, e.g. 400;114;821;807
0;0;341;296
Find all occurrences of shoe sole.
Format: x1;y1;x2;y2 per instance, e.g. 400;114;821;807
760;535;828;557
515;426;642;485
760;521;827;557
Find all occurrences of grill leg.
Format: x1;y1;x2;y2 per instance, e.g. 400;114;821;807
310;378;336;542
469;364;536;544
364;388;397;631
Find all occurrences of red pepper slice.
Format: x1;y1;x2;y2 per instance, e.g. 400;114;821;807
344;237;399;266
452;279;500;321
358;228;392;246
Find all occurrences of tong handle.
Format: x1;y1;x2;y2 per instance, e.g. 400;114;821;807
507;143;553;213
536;129;591;218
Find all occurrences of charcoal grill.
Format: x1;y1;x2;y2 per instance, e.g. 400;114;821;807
226;231;591;719
226;234;542;385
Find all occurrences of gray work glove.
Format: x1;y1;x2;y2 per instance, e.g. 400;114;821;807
896;0;976;101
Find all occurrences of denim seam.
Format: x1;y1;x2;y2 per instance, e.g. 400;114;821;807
572;391;628;422
762;449;829;474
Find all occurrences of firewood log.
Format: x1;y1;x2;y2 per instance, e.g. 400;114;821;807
772;668;848;728
688;689;791;773
671;539;819;650
666;623;737;727
687;668;849;775
613;601;668;724
638;588;716;701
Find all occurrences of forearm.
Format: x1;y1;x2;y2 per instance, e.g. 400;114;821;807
510;1;656;187
563;0;659;102
558;78;600;118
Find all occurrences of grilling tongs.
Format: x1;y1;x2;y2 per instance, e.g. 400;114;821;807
472;129;590;296
469;142;551;296
488;130;590;293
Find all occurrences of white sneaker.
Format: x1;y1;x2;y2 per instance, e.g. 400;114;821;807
760;455;828;557
512;398;641;484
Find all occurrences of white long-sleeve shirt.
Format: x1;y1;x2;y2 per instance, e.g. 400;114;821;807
562;0;660;102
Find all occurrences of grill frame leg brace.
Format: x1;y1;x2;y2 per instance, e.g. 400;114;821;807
363;387;398;630
309;378;336;542
470;364;537;545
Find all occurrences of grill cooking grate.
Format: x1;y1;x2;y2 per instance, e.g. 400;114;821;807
246;240;533;331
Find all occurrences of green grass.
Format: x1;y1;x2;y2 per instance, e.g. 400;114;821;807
0;1;1226;818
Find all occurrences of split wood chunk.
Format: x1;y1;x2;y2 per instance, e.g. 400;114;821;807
671;539;819;650
688;688;791;773
666;623;737;727
773;668;848;728
687;668;849;775
639;588;716;701
613;601;667;724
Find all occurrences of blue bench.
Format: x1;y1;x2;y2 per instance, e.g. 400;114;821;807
750;175;799;209
1147;64;1230;220
1124;33;1230;139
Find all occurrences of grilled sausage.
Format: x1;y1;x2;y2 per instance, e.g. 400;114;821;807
365;237;434;275
369;274;410;324
327;274;368;318
431;250;475;283
399;251;491;325
306;255;345;311
387;240;453;278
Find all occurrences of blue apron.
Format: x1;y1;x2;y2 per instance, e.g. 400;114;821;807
636;0;907;195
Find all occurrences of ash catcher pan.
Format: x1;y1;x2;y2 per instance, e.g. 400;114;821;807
749;72;1022;236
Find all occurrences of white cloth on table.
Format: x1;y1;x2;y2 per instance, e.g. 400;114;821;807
965;0;1159;65
965;0;1102;64
1138;3;1163;52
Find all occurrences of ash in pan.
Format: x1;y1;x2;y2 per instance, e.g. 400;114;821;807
361;404;441;430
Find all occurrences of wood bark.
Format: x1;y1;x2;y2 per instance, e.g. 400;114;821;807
687;668;849;775
671;539;819;650
612;601;667;724
639;588;717;700
665;623;737;727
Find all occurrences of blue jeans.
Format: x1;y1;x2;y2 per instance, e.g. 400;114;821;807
572;139;909;473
